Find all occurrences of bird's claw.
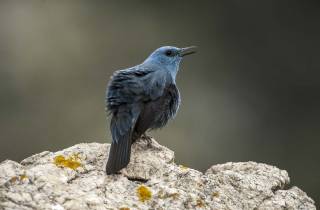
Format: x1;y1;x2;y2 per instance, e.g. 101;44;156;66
140;134;153;146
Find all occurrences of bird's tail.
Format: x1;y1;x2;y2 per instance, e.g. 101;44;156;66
106;132;132;174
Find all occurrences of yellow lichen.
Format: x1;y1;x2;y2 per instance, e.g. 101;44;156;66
119;208;130;210
20;173;28;180
53;153;81;170
10;173;28;183
196;198;205;207
212;191;219;197
137;185;152;202
179;164;189;170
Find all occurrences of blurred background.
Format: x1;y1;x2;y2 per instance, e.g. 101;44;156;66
0;0;319;205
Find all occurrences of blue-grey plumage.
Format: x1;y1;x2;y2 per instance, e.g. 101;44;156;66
106;46;196;174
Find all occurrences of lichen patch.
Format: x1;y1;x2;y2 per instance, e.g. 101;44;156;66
10;173;28;183
196;198;205;208
179;164;189;170
136;185;152;202
53;153;82;170
212;192;219;198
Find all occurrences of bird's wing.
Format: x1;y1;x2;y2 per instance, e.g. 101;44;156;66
106;104;140;174
106;66;166;174
106;65;166;114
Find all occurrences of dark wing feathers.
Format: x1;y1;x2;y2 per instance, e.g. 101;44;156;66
106;105;140;174
106;66;164;174
106;67;156;113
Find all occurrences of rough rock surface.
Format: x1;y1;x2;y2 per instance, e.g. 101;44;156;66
0;139;316;210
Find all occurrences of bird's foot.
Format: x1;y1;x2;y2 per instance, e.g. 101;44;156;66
140;134;153;146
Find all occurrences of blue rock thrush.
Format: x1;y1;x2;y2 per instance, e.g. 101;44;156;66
105;46;196;174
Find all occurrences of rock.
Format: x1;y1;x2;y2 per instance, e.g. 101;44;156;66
0;139;316;210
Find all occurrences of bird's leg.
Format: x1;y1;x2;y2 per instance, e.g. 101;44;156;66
140;133;153;145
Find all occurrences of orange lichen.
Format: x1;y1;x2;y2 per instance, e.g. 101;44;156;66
137;185;152;202
53;153;81;170
10;176;18;183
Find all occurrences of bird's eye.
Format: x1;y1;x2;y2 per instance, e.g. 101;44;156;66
165;50;173;57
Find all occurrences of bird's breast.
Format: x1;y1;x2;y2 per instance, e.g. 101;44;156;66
147;84;180;129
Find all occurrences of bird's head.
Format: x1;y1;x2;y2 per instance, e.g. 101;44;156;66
143;46;196;77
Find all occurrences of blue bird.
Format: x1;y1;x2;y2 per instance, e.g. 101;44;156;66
105;46;196;174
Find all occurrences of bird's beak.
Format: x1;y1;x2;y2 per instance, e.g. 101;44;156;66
179;46;197;57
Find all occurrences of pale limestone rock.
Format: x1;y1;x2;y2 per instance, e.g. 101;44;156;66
0;139;316;210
